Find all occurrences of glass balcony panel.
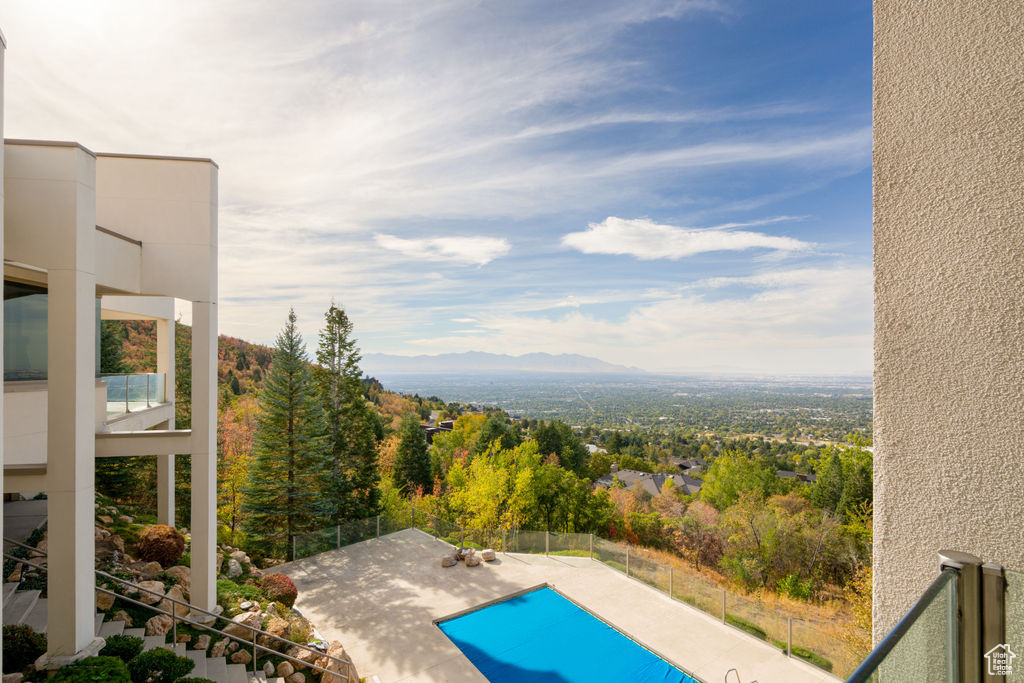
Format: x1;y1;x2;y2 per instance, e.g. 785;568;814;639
149;373;166;404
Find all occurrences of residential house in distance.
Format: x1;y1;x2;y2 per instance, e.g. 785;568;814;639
0;30;220;668
775;470;817;485
594;463;703;496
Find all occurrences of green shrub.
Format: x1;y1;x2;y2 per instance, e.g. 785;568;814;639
3;624;47;673
99;634;144;662
776;573;814;600
792;646;833;672
260;573;298;608
127;648;194;683
136;525;186;567
724;613;767;640
50;656;131;682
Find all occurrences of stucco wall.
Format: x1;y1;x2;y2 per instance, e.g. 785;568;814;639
873;1;1024;641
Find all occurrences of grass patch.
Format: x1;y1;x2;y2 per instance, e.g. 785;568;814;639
601;560;627;574
725;613;767;640
548;549;590;557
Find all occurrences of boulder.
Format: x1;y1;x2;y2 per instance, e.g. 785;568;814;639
226;559;243;578
286;673;305;683
96;589;116;611
230;549;250;565
230;649;252;665
277;660;295;678
2;672;25;683
210;638;229;658
222;610;262;640
441;554;457;568
128;561;164;581
176;634;191;644
481;548;496;561
261;557;286;569
119;515;134;524
95;527;110;541
111;610;132;627
265;602;282;619
465;554;481;567
319;641;358;683
145;614;174;636
135;580;165;605
285;646;319;671
157;585;189;617
98;515;113;525
7;565;21;583
193;634;211;650
266;616;289;639
228;641;239;652
164;565;191;598
264;661;277;677
188;603;223;626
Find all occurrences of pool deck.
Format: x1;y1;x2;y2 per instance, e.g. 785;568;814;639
276;528;840;683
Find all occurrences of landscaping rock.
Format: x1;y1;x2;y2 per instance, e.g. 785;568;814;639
231;649;252;665
7;565;21;582
128;561;164;581
285;646;319;671
223;610;262;639
441;554;457;568
95;589;116;611
286;673;305;683
318;641;358;683
228;641;239;652
119;515;133;524
481;548;496;561
111;610;132;627
277;661;295;678
230;549;250;565
176;634;191;644
210;638;229;658
188;603;222;626
264;661;277;677
193;634;211;650
226;559;243;578
266;616;289;640
98;515;113;525
465;554;481;567
265;602;282;619
145;614;174;636
135;580;165;605
164;565;191;598
157;584;189;617
3;672;24;683
261;558;286;569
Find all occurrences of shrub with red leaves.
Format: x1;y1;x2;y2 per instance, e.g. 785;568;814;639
135;524;186;567
261;573;298;608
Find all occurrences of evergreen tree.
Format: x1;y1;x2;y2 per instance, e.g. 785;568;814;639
242;310;332;559
100;320;127;373
393;413;431;495
313;303;380;522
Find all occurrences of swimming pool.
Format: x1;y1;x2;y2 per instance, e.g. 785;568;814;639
437;585;700;682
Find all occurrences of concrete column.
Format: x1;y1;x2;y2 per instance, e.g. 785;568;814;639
45;267;102;658
0;32;6;672
190;301;217;610
156;317;175;526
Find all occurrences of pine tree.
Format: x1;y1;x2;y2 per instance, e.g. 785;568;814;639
313;304;380;522
393;413;431;495
242;310;332;559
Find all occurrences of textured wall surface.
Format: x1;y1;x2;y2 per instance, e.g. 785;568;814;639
873;1;1024;641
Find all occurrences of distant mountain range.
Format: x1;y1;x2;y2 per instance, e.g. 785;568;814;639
361;351;644;375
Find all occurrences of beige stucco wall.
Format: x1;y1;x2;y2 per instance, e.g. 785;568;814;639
873;0;1024;642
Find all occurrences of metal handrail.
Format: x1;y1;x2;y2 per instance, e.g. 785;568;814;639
844;567;959;683
3;547;351;680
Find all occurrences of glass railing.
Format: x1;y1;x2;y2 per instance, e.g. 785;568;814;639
101;373;167;417
292;512;866;677
845;568;958;682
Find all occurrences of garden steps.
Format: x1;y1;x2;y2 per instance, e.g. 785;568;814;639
184;649;207;677
3;581;19;602
226;662;249;683
22;597;47;633
2;588;39;625
99;617;125;637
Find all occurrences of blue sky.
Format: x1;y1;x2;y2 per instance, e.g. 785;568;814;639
0;0;873;374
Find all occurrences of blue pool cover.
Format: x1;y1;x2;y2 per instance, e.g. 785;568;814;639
438;586;698;682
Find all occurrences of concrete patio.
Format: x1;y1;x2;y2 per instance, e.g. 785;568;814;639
276;528;839;683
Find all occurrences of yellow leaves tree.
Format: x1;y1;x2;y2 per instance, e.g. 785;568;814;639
218;396;256;543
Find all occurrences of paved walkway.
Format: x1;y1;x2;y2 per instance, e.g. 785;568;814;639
3;499;47;550
276;528;838;683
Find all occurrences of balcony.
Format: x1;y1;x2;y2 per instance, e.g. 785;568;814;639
100;372;167;418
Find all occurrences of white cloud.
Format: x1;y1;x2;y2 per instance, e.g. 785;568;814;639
374;234;510;266
562;216;812;260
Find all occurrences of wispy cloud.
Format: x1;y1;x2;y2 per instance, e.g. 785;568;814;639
562;216;812;260
374;234;510;266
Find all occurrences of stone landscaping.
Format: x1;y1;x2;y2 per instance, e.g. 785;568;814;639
440;547;498;569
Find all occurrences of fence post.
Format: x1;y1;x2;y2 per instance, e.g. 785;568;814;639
626;545;630;577
501;528;506;553
545;531;549;556
292;535;297;562
376;515;381;538
336;525;340;549
721;589;726;623
787;617;792;657
589;533;594;560
460;526;465;549
669;566;673;597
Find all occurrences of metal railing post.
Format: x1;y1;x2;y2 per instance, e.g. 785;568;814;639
626;545;630;576
669;567;673;597
589;533;594;560
173;615;176;646
292;535;297;561
336;525;341;549
460;526;465;549
545;531;549;556
501;528;506;553
721;589;726;623
376;515;381;538
940;550;988;683
787;617;792;657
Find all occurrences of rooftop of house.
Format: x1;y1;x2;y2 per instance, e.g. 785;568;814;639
594;467;703;496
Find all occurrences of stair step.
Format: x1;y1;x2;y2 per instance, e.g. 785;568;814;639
3;582;19;602
183;650;207;677
226;663;249;683
124;627;146;638
99;618;125;637
22;597;47;634
2;589;40;626
205;656;227;682
172;642;186;655
143;635;167;652
94;612;104;632
248;673;267;683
